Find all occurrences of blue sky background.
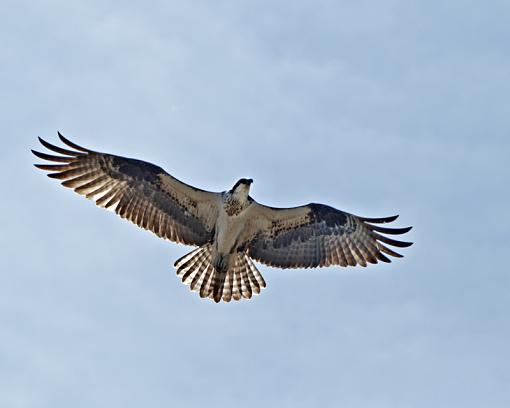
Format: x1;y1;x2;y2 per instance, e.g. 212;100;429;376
1;1;509;407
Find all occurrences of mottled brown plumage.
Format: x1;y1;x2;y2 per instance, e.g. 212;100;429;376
33;134;413;303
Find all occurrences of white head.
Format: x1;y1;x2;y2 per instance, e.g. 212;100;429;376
230;178;253;199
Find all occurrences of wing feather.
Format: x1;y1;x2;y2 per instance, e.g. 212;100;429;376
33;134;221;246
57;132;93;152
246;202;412;269
38;136;87;157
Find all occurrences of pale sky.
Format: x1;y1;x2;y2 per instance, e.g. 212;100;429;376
1;1;510;407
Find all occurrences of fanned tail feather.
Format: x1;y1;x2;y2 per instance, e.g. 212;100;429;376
174;245;266;303
211;270;228;303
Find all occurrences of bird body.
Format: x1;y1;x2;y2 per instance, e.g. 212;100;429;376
33;134;413;303
212;190;252;269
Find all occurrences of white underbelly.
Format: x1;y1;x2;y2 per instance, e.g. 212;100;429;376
215;211;247;254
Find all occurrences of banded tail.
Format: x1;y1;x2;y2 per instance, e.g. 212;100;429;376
174;245;266;303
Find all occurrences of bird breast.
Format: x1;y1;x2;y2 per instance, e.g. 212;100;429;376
215;200;251;254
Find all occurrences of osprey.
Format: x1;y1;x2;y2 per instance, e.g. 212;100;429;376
32;134;413;303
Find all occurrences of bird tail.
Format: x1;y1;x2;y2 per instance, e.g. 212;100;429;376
174;245;266;303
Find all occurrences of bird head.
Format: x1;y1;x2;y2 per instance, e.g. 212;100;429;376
231;178;253;197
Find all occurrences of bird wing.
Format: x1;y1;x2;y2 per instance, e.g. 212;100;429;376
32;133;221;246
245;202;412;268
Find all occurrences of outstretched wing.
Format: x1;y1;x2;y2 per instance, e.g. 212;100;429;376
32;133;220;246
246;202;412;268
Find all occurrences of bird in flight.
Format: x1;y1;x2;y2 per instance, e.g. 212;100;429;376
32;133;413;303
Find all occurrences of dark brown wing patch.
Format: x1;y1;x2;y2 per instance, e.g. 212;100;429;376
248;203;412;269
33;133;216;246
